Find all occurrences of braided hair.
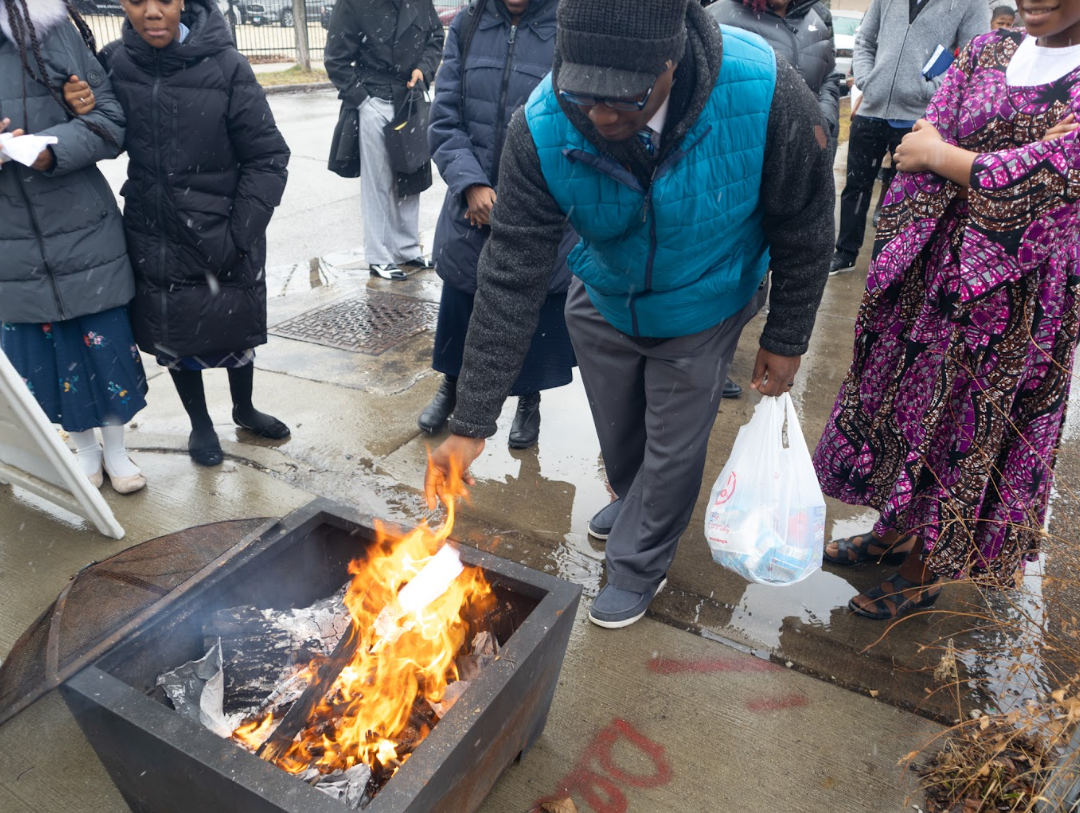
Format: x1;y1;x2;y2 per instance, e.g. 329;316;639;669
67;1;98;54
2;0;119;151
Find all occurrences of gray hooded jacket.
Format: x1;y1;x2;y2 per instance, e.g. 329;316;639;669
853;0;988;121
0;0;132;324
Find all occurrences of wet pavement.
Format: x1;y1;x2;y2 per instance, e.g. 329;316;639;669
3;89;1075;812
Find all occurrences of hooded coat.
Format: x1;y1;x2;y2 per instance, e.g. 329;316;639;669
707;0;842;137
428;0;572;295
0;0;132;325
104;0;289;358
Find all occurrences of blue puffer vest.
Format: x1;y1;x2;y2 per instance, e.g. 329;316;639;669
525;26;776;338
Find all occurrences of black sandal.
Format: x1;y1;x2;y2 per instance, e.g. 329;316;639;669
823;531;916;566
848;573;941;620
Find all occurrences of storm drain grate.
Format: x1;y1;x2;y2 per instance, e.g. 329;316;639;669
269;292;439;355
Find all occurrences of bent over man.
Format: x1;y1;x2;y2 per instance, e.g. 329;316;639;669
427;0;834;628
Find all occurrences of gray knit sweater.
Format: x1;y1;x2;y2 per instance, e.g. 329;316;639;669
853;0;988;121
449;2;835;439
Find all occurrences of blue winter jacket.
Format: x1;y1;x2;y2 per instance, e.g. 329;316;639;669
429;0;573;295
525;26;776;339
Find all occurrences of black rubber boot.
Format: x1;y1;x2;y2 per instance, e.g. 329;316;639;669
228;365;291;439
188;427;224;467
170;370;223;466
418;376;457;434
508;393;541;449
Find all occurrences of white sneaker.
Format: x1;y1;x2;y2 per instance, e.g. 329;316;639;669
370;264;406;281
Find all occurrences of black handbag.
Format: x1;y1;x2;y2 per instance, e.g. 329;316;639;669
383;86;431;175
328;100;361;178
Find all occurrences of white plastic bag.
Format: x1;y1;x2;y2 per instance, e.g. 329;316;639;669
705;393;824;586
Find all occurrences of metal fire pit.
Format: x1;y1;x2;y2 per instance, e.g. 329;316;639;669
61;499;581;813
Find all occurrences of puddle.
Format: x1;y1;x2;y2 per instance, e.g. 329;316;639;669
727;567;857;650
959;556;1052;715
829;509;881;542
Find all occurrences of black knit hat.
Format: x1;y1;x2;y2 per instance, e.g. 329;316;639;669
556;0;689;100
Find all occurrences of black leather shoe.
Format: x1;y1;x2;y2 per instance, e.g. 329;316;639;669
722;376;741;399
829;252;857;276
418;376;457;434
508;392;541;449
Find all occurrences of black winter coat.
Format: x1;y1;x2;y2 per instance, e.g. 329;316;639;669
326;0;444;196
428;0;572;295
707;0;842;137
104;0;289;359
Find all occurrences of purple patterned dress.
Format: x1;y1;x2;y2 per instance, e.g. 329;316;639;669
814;31;1080;586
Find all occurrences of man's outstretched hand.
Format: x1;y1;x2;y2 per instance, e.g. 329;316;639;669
749;348;801;397
425;435;486;510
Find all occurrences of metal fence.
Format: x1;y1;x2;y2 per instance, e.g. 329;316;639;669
75;0;468;66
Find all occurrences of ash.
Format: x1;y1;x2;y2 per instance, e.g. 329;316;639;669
300;763;373;809
157;585;350;734
203;585;351;718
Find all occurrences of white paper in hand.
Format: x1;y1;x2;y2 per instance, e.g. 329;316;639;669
0;132;58;167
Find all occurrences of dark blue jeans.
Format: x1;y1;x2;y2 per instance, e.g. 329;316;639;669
835;115;909;259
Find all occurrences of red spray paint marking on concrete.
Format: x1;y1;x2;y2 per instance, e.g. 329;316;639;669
538;718;673;813
647;656;809;714
646;656;781;675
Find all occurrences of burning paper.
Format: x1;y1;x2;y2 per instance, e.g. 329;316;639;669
372;544;465;648
428;630;500;718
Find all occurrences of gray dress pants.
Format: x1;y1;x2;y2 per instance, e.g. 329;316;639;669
358;97;422;266
565;277;766;593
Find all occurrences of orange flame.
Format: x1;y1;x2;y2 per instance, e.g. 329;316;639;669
232;453;493;781
233;712;277;751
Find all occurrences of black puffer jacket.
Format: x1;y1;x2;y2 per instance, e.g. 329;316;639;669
428;0;574;295
104;0;289;358
0;0;132;324
707;0;842;137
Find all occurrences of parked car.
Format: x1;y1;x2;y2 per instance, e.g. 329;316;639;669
249;0;324;27
217;1;252;25
832;9;863;85
320;1;463;29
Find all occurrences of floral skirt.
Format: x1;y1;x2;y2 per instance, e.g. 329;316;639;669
1;306;148;432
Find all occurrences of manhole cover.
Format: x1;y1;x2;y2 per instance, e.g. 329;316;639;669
269;292;439;355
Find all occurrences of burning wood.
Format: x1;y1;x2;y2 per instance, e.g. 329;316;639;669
204;587;349;715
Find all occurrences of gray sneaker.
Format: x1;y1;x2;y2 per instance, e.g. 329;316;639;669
587;498;623;540
588;578;668;629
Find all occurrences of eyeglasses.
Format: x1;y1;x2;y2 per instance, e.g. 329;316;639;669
559;81;655;112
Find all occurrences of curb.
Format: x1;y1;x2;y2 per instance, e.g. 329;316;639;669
262;81;334;95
